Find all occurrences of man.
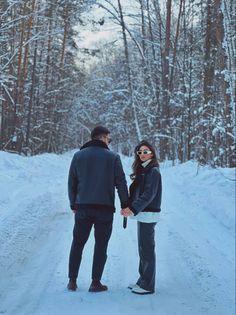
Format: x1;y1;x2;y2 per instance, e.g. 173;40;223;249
67;125;129;292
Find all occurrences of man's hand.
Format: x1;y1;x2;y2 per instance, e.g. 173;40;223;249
121;207;134;217
70;204;78;213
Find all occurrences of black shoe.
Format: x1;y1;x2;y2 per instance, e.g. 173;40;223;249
67;279;77;291
88;280;108;292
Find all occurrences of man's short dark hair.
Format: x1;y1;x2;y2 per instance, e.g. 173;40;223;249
91;125;110;139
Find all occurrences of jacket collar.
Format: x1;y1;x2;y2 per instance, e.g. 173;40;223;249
80;139;109;150
141;159;152;168
139;160;159;174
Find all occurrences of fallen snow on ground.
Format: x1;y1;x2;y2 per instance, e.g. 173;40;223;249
0;151;235;315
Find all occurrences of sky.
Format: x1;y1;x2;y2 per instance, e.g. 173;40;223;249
74;0;143;67
76;0;140;48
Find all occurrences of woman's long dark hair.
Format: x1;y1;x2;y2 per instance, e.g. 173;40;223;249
130;140;159;180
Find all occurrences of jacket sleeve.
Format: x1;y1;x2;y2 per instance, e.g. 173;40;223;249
68;154;78;207
114;155;129;208
130;168;161;215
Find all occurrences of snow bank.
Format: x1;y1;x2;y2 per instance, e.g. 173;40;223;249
0;151;72;272
161;160;235;230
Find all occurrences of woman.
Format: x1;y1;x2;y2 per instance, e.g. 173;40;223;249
121;140;162;295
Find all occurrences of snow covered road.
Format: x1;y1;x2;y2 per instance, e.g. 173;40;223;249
0;152;235;315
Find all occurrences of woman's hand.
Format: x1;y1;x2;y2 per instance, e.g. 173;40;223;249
121;207;134;217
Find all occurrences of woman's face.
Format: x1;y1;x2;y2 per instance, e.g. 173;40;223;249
137;145;153;162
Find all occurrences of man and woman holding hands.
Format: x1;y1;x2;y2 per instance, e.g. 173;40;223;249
67;126;162;295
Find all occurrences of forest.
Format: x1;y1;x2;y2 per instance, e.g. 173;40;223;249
0;0;235;167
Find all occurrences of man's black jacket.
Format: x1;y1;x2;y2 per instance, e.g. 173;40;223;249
68;140;129;212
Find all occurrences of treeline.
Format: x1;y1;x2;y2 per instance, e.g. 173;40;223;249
73;0;235;167
0;0;93;154
0;0;235;168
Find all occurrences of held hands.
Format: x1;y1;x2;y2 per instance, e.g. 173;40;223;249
70;205;78;214
121;207;134;217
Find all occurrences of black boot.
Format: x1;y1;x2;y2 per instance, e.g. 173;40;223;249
67;279;77;291
88;280;108;292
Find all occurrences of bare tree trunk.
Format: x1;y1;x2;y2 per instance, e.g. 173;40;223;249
60;5;69;73
147;0;160;107
201;0;216;163
186;5;194;162
117;0;142;141
169;0;184;93
14;2;26;134
162;0;172;159
25;39;38;152
45;3;53;93
216;0;234;167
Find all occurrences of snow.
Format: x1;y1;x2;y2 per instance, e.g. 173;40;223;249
0;151;235;315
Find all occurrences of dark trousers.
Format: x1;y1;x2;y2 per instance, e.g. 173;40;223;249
68;208;113;281
136;221;156;292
